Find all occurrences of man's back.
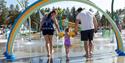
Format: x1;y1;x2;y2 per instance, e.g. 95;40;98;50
76;10;94;31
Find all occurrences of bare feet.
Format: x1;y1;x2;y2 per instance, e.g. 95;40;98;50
84;54;92;58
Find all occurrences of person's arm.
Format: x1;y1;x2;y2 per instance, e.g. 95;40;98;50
75;19;80;35
75;13;80;35
93;16;98;32
52;16;60;33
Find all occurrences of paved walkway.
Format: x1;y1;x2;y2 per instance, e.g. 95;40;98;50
0;30;125;63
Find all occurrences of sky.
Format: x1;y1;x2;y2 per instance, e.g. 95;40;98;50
6;0;125;12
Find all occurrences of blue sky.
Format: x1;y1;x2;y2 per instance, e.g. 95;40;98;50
6;0;125;12
5;0;36;7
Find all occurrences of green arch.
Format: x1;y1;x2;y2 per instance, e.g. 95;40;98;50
5;0;124;60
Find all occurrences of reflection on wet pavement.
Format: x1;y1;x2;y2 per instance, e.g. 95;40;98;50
0;30;125;63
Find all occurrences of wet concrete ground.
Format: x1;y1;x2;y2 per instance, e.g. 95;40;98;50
0;30;125;63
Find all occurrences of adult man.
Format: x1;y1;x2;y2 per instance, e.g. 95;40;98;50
75;8;98;58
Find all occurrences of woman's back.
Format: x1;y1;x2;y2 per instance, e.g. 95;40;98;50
41;16;54;30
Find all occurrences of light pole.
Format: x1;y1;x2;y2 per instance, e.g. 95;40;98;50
111;0;114;19
0;2;3;15
0;9;2;15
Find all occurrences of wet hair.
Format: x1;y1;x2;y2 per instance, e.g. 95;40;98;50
77;7;83;13
47;10;56;18
65;28;69;32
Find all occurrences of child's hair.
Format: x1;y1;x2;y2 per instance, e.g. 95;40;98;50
65;28;69;32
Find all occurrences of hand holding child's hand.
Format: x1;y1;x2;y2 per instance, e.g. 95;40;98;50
58;32;64;39
74;31;78;36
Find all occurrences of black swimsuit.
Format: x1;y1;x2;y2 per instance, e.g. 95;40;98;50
42;17;54;35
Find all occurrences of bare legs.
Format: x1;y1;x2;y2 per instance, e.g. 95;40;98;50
89;40;93;55
84;40;93;58
65;46;69;57
44;35;53;57
84;41;89;57
65;46;70;61
47;56;53;63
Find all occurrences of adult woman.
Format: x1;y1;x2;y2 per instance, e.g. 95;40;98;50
40;10;60;57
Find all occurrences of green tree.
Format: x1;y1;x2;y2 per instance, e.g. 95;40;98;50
30;12;40;31
10;4;14;11
100;10;111;27
8;4;20;25
15;4;20;12
95;11;101;26
65;7;70;19
71;7;76;22
0;0;8;25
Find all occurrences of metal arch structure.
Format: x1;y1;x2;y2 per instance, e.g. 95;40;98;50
4;0;125;60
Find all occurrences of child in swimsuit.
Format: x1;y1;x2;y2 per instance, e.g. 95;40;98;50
64;28;71;61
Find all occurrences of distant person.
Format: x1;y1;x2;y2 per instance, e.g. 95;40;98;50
40;10;60;57
6;24;12;39
75;8;98;58
64;28;71;61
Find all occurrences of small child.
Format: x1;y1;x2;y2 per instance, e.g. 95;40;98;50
64;28;71;61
